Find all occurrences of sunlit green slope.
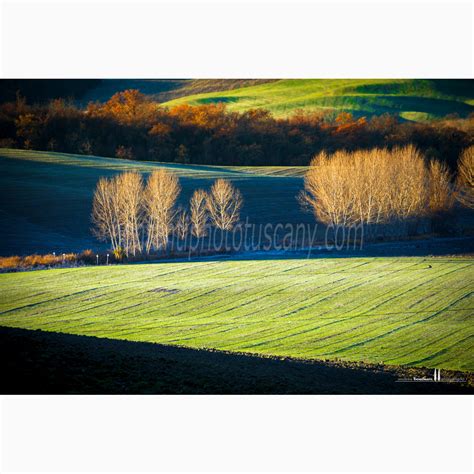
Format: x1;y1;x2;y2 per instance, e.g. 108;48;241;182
163;79;474;120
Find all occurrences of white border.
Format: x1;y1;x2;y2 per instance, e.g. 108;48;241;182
0;1;473;473
0;0;472;78
1;395;473;473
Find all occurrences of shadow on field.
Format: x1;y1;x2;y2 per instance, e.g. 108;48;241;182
1;327;472;395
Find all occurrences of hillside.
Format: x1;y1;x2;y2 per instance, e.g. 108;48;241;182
2;148;473;256
162;79;474;120
1;257;473;372
4;79;473;121
0;79;275;105
0;149;308;256
79;79;276;104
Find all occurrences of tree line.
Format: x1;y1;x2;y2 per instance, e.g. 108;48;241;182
300;145;474;237
1;89;472;168
92;170;242;258
93;145;474;254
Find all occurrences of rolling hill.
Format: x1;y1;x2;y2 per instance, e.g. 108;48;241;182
0;149;309;256
162;79;474;120
4;79;473;121
79;79;276;105
0;79;275;105
1;256;473;372
1;148;473;256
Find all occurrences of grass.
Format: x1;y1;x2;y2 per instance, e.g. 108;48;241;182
163;79;474;119
0;149;309;255
0;148;306;176
0;256;473;371
78;79;275;105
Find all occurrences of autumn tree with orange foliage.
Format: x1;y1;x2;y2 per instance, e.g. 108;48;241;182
2;89;472;167
88;89;149;124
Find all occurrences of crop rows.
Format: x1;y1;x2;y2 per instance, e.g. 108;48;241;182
1;256;473;371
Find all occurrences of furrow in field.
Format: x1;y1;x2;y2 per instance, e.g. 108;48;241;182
1;257;472;371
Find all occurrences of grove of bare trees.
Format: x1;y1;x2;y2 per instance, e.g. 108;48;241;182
93;170;181;257
300;145;455;236
93;142;468;256
92;172;243;257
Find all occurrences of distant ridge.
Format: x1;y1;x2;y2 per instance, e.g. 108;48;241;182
162;79;474;121
2;79;472;121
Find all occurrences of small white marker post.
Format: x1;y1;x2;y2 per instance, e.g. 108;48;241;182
96;254;99;265
106;253;109;265
62;253;65;264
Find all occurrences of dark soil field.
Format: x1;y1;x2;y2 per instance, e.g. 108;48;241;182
1;326;472;394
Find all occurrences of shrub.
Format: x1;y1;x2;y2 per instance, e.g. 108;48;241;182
115;145;135;160
113;247;125;262
23;254;57;267
79;249;96;264
0;138;16;148
0;256;22;269
0;253;77;271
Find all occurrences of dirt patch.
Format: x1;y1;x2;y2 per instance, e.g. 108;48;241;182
149;287;180;294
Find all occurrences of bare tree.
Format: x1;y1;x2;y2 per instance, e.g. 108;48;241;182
300;150;358;228
427;159;454;213
92;176;121;251
387;146;428;222
190;189;208;238
144;169;181;253
92;172;143;256
174;207;189;241
456;145;474;209
116;172;144;256
206;179;243;231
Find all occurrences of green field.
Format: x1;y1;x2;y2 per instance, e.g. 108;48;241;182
163;79;474;119
0;149;309;255
1;256;473;371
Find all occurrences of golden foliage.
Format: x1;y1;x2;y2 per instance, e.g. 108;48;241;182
300;145;454;230
456;145;474;209
428;160;454;213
